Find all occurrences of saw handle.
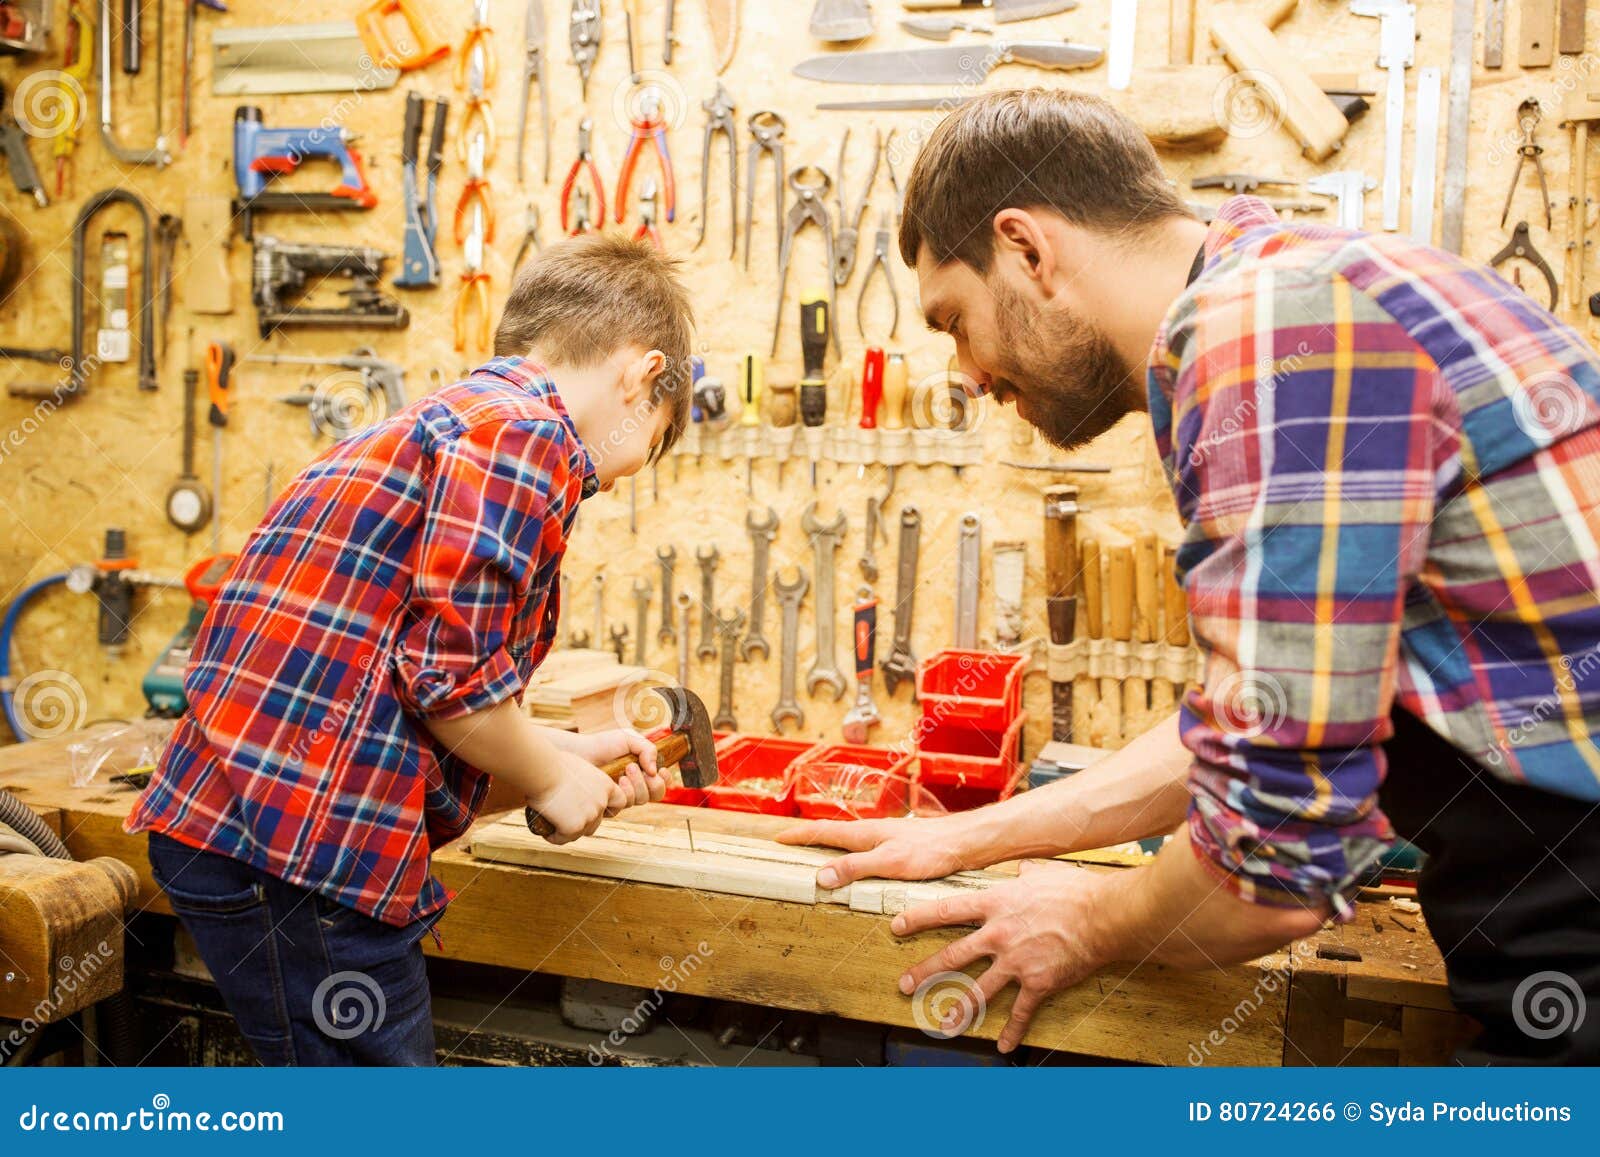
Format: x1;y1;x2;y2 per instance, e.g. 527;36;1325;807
523;730;690;837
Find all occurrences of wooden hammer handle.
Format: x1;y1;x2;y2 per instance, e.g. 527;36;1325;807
525;731;690;836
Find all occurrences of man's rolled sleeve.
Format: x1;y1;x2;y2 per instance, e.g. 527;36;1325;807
1157;267;1443;920
392;418;571;719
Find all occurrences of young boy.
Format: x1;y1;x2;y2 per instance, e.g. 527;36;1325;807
128;235;694;1066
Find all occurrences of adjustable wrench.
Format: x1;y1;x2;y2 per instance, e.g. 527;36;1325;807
802;501;849;702
713;607;746;730
954;512;981;650
591;572;606;650
880;505;921;696
840;586;881;744
656;546;677;644
771;566;809;732
675;590;693;688
695;545;720;659
858;491;886;583
741;506;778;660
631;578;651;665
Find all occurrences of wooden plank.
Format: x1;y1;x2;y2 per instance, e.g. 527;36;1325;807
1209;2;1349;161
1519;0;1556;67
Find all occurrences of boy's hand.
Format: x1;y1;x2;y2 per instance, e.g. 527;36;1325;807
565;728;667;808
527;752;635;844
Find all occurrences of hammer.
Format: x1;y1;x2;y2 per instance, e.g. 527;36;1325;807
524;686;721;836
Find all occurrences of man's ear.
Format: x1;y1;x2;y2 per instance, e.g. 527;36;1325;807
619;348;667;407
992;208;1058;291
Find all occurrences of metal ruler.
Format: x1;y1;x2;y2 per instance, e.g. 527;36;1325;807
1410;67;1442;244
1441;0;1475;252
1485;0;1506;68
954;513;981;650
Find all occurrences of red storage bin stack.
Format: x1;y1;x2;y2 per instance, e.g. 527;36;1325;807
912;650;1029;806
699;734;821;816
651;727;734;807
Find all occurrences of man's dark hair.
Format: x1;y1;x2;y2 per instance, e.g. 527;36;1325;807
898;88;1190;272
495;233;696;457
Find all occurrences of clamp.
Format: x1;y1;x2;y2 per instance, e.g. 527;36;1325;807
695;83;738;258
833;128;880;287
616;87;675;225
1491;220;1559;311
1501;98;1552;230
772;166;839;358
856;211;900;339
744;110;786;273
560;117;606;234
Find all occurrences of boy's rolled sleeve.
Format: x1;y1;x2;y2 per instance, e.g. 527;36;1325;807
392;418;571;719
1156;267;1442;921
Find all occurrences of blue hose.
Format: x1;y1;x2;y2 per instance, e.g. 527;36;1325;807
1;573;70;742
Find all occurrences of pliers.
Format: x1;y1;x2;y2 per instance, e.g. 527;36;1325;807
514;202;542;270
634;178;663;250
457;33;496;163
856;210;899;339
455;0;497;91
455;201;491;353
744;110;786;273
695;83;738;257
833;127;880;287
772;166;839;358
616;86;675;225
560;117;606;234
453;133;496;247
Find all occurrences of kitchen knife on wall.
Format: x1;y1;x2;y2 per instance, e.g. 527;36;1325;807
793;40;1102;84
902;0;1080;21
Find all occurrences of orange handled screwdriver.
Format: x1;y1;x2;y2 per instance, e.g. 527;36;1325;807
206;342;234;553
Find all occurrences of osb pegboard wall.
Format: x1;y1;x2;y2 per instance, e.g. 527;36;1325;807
0;1;1596;757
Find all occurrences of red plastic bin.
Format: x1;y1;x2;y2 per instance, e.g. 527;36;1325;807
649;727;732;807
911;760;1028;816
791;742;915;820
915;649;1026;731
915;711;1028;791
702;734;820;815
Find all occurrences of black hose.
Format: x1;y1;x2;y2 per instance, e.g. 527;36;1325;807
0;787;70;859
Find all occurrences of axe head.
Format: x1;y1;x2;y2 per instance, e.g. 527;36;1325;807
655;685;719;788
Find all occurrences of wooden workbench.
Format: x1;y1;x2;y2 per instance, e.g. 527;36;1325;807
0;734;1471;1066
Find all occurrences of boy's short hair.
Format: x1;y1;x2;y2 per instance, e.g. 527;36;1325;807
898;88;1190;274
495;233;696;458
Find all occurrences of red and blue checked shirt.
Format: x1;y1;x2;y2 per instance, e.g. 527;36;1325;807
128;358;597;926
1150;197;1600;921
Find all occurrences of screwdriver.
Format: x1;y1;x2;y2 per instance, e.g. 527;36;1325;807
854;346;885;483
881;352;908;494
740;352;763;494
205;341;235;554
799;289;829;490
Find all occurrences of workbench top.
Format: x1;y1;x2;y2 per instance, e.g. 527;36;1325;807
0;735;1461;1066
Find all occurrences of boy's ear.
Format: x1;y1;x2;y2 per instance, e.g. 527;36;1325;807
620;348;667;407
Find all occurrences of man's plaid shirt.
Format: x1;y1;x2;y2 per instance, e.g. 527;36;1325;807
1150;197;1600;920
128;359;597;926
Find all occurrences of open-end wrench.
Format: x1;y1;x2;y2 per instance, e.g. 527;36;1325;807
802;501;849;702
675;590;693;688
954;512;981;649
631;578;651;665
609;622;629;663
656;546;677;644
858;492;886;582
741;505;778;660
713;607;746;730
880;505;921;695
771;566;809;732
591;572;606;650
695;545;720;660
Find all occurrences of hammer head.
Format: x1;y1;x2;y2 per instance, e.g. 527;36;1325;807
655;686;719;788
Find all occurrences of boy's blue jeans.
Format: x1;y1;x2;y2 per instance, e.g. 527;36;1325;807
147;831;438;1066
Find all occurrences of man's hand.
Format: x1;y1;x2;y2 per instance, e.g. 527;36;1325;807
777;815;975;889
892;859;1117;1053
559;728;667;809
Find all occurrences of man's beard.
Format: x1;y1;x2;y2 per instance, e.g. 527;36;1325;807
990;281;1141;451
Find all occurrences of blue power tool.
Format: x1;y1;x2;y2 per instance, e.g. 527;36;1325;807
232;106;377;239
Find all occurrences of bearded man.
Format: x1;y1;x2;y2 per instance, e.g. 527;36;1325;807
783;89;1600;1065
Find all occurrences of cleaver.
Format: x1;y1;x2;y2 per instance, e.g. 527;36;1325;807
901;0;1080;22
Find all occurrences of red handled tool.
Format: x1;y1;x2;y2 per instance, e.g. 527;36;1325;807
859;346;884;429
560;118;605;234
615;87;676;224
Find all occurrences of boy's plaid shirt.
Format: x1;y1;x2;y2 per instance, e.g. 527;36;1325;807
128;358;598;926
1150;197;1600;920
